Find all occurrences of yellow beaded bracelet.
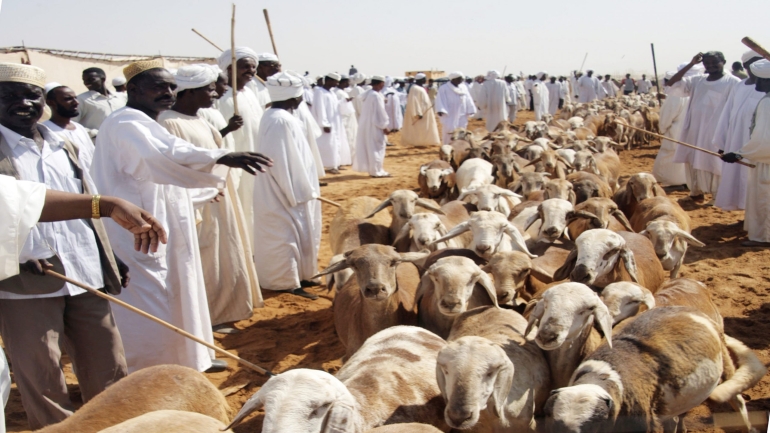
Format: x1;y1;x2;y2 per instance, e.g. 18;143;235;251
92;195;101;219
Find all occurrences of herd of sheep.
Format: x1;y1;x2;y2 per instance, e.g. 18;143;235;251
35;94;767;432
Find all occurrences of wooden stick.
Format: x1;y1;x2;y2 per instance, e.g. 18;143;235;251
650;43;661;96
263;9;279;57
44;270;273;376
230;4;239;116
191;28;224;52
412;102;436;126
741;37;770;62
618;122;756;168
317;196;342;208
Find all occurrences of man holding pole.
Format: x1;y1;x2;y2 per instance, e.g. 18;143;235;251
667;52;739;204
401;73;440;147
250;52;281;110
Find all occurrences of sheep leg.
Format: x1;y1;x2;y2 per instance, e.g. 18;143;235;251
676;414;687;433
728;394;755;433
670;259;682;279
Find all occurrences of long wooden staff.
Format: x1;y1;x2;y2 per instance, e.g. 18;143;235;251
230;4;239;116
741;37;770;62
412;102;436;126
650;43;661;96
317;196;341;207
191;28;224;52
44;270;274;376
619;121;756;168
263;9;279;57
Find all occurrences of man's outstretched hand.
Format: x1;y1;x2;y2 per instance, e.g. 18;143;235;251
217;152;274;175
721;152;742;163
100;197;168;253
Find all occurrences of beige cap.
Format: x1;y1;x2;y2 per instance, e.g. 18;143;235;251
0;62;46;88
123;58;165;83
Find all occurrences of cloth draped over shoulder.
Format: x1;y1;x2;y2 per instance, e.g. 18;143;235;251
737;94;770;242
435;82;476;144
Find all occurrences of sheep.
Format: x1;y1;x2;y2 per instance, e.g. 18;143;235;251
454;158;495;194
330;196;392;255
449;139;472;169
571;150;620;191
524;282;613;389
550;118;571;130
418;160;457;203
639;105;659;134
598;281;656;326
365;190;445;252
526;148;573;179
367;424;444;432
325;253;355;291
572;127;595;141
628;110;647;147
632;196;705;278
313;244;428;357
439;144;453;163
391;213;467;253
520;198;598;243
566;197;634;240
567;116;585;130
556;148;576;166
457;184;522;217
508;172;550;197
543;178;576;204
553;229;666;291
416;256;499;338
491;151;526;188
544;307;766;433
37;365;231;433
97;411;232;433
225;327;451;432
483;251;553;306
567;171;613;204
589;136;619;153
429;210;535;260
612;172;666;219
437;307;551;431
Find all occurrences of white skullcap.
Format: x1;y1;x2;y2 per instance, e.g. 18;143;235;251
750;60;770;79
266;71;304;101
486;70;500;80
664;70;676;80
340;74;349;80
742;50;762;64
537;71;548;79
352;72;366;84
326;72;341;81
415;73;426;80
677;62;705;78
174;64;219;92
370;75;385;82
209;64;223;75
112;76;126;86
44;82;63;95
315;75;323;82
258;52;279;62
217;47;258;71
448;71;463;80
0;62;46;88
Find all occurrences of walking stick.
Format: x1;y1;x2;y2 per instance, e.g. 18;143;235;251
316;196;342;208
263;9;279;57
618;122;756;168
191;28;224;52
650;43;662;97
741;37;770;62
230;4;239;116
44;270;274;376
412;102;436;126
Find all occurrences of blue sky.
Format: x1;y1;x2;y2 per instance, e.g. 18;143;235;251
1;0;768;79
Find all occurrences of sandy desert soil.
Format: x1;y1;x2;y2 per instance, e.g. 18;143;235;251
4;111;769;432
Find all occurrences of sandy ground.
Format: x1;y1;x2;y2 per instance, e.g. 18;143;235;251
4;111;769;432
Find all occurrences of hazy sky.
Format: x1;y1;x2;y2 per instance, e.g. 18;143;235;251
1;0;768;79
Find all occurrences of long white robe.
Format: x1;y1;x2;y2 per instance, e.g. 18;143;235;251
402;85;441;147
713;80;765;210
652;93;689;186
516;81;528;108
333;87;355;165
353;89;390;176
532;80;550;121
570;76;580;99
481;78;510;132
560;81;571;104
348;85;365;119
601;80;619;99
469;82;485;119
506;82;519;122
295;101;326;179
577;75;602;102
91;107;230;373
737;94;770;241
436;82;477;144
253;108;322;290
312;86;345;170
158;111;263;325
671;74;740;195
383;88;404;131
218;86;264;246
545;82;561;115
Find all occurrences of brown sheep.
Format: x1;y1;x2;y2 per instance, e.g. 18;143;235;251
613;172;667;219
567;197;634;240
567;171;613;204
329;196;392;255
418;159;457;204
97;411;232;433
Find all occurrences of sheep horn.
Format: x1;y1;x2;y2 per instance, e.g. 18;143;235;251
415;198;446;215
364;198;393;219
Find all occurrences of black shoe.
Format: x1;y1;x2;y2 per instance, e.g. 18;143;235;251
290;288;319;300
300;280;321;288
205;359;228;373
212;324;240;334
319;181;328;187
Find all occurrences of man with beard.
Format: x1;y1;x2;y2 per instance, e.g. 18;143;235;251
90;59;272;374
75;67;126;131
250;52;281;110
43;83;97;178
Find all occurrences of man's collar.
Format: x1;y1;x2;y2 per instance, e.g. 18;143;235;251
0;122;63;150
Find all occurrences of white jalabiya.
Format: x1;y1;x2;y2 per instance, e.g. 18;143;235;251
516;80;528;108
91;107;230;373
506;82;519;122
248;77;272;110
713;80;765;210
637;79;652;94
480;78;510;132
311;86;345;169
469;81;484;119
383;88;404;131
531;80;550;121
652;93;689;186
348;84;365;118
158;111;263;325
353;89;390;176
435;82;477;144
218;86;264;246
295;101;326;178
601;80;619;99
560;81;571;104
577;75;602;102
402;85;441;147
545;82;561;115
570;76;580;99
333;87;355;165
199;107;235;151
252;108;322;290
737;94;770;241
671;73;740;195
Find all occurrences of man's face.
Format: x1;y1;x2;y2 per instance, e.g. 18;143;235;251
233;57;257;88
0;82;44;130
451;77;464;87
192;82;218;109
49;86;80;118
338;79;350;89
702;56;725;75
325;78;339;88
642;75;646;80
128;69;176;113
215;74;228;98
82;72;105;92
257;61;281;79
372;82;385;91
756;77;770;93
744;57;761;79
416;78;426;86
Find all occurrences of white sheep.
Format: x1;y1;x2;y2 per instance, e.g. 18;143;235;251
365;190;445;251
226;326;450;432
520;198;598;243
97;410;232;433
457;184;522;217
430;210;535;260
455;158;495;193
391;213;462;253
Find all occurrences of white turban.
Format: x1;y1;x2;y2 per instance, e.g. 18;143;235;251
742;50;762;64
352;72;366;84
326;72;341;81
112;76;126;86
750;60;770;79
415;73;426;80
486;70;500;80
385;76;393;87
217;47;258;71
537;71;548;80
266;71;304;101
677;62;705;78
340;74;349;80
258;52;279;63
44;82;63;95
664;70;676;80
174;64;219;92
448;71;463;80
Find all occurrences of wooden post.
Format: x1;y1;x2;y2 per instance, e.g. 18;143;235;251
230;4;239;115
263;9;278;57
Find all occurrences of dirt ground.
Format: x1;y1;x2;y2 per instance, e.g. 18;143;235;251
4;110;769;432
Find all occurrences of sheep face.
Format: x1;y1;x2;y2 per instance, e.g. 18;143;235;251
544;384;614;433
366;190;444;222
421;165;454;196
544;179;576;204
394;213;449;252
625;173;660;203
571;178;602;204
226;369;360;433
525;282;613;351
525;199;575;242
440;145;453;162
483;251;533;304
458;185;521;217
572;151;599;175
639;220;704;276
422;256;499;315
599;282;655;325
491;153;520;182
575;198;633;232
436;337;513;430
554;230;639;287
510;172;549;197
522;144;545;161
431;211;534;260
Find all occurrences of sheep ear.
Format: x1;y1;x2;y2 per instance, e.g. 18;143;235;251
431;221;470;245
675;229;705;247
476;271;500;309
653;184;666;197
416;198;445;215
524;157;542;168
624;182;633;205
392;223;412;249
505;223;537;258
524;208;542;231
507;180;522;194
225;384;266;430
399;251;431;264
568;189;577;206
490;359;514;421
612;209;634;232
525;299;545;336
445;172;456;189
322;401;357;433
364;198;392;219
416;273;434;305
641;288;655;311
619;246;639;283
553;249;578;282
435;362;448;404
592;299;614;348
590;159;601;175
569;210;601;227
313;258;352;279
420;165;429;176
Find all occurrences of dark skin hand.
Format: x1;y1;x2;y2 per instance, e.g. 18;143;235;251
217;152;273;175
221;115;243;137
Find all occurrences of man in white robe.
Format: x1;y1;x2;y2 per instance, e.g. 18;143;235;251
436;72;477;144
545;76;561;115
504;75;520;122
480;70;510;132
248;52;280;110
333;75;354;166
571;71;581;101
516;77;528;109
721;60;770;246
637;75;652;94
91;60;272;373
75;67;127;132
252;72;322;299
559;77;570;107
159;65;262;330
382;76;404;132
312;73;346;174
601;75;619;99
577;70;602;103
353;76;391;177
668;52;740;204
532;72;550;121
714;51;765;211
348;73;366;118
524;76;535;110
402;73;440;147
469;76;485;120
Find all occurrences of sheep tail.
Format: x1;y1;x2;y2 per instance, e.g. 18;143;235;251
709;335;767;403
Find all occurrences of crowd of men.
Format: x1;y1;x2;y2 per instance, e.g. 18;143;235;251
0;42;768;431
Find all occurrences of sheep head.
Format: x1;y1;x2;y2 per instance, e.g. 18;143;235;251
419;256;499;316
439;144;454;163
365;190;445;221
523;198;598;242
544;382;616;433
483;251;537;305
639;220;704;276
491;152;521;182
458;184;522;217
553;229;639;288
393;213;452;252
430;211;535;260
508;172;550;197
574;198;634;232
572;151;599;175
420;163;455;197
544;179;576;204
625;173;665;203
599;281;655;325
